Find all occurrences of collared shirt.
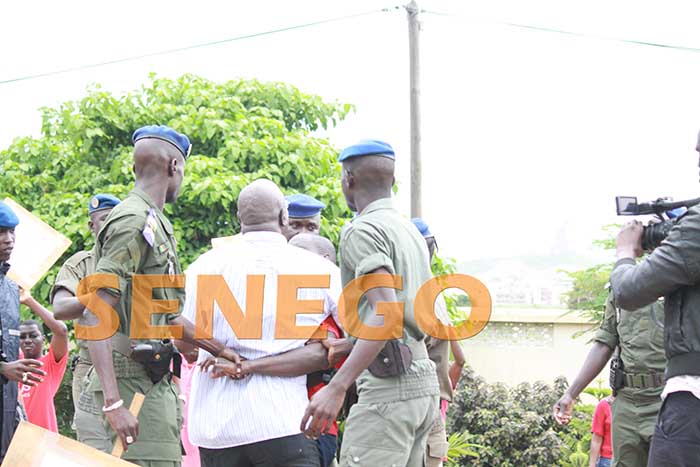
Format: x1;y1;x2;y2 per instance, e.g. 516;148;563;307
339;198;433;345
594;291;666;399
93;188;183;336
51;249;95;361
183;231;341;449
339;198;439;403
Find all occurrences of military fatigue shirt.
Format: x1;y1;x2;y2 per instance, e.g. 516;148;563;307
340;198;439;403
0;262;21;461
93;188;184;337
594;291;666;398
51;249;95;362
84;188;185;463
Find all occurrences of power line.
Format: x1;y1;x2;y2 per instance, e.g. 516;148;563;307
0;6;401;86
422;9;700;54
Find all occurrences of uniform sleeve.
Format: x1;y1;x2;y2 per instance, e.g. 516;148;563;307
50;261;83;302
591;400;607;436
342;227;395;278
610;208;700;309
94;221;147;296
593;292;619;350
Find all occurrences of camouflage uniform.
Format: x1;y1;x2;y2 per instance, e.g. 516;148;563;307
595;292;665;467
80;188;184;467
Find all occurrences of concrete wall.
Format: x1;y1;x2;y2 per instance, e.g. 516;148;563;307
457;307;608;389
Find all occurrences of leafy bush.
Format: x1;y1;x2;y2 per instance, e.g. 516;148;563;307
448;366;593;466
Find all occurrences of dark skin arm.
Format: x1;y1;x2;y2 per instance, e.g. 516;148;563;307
202;342;330;379
85;292;239;451
169;315;240;364
52;288;87;321
553;342;613;424
201;329;354;379
84;290;137;451
20;289;69;362
449;340;466;390
300;267;394;439
589;434;603;467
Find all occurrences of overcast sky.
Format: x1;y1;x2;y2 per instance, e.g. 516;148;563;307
3;0;700;265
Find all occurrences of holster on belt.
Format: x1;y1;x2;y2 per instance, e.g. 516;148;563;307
609;347;624;396
112;333;181;384
367;340;413;378
131;339;181;384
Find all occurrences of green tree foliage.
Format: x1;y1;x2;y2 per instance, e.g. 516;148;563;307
1;74;353;435
1;73;354;303
561;263;612;324
431;254;471;325
448;366;592;467
561;225;620;326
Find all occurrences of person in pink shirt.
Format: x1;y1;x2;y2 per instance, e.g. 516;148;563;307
177;348;200;467
18;289;68;433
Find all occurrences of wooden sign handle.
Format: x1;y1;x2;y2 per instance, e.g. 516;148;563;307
111;393;146;458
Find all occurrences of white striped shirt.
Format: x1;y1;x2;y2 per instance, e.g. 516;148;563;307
183;231;341;449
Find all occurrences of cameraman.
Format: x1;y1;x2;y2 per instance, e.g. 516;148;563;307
611;134;700;466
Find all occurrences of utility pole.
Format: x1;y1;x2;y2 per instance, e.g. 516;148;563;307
406;0;422;218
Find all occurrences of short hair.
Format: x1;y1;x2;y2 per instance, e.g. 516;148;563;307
20;319;41;330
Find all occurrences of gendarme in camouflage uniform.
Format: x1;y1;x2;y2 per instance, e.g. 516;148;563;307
595;291;665;467
81;187;185;466
51;249;111;451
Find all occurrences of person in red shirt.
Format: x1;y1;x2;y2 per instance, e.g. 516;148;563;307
18;289;68;433
590;395;614;467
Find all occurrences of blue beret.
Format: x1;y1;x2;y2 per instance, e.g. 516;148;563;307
339;140;395;162
411;218;433;238
285;194;325;218
132;125;192;159
0;201;19;229
88;194;121;214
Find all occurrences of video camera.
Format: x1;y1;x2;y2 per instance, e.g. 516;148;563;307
615;196;700;251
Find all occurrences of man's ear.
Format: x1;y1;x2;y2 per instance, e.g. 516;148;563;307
346;169;355;188
168;158;178;176
279;208;289;227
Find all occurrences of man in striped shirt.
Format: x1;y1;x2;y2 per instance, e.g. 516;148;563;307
183;179;342;467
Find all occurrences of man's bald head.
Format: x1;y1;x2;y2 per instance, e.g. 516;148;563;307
341;155;395;212
237;179;288;233
289;233;337;265
133;138;186;203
